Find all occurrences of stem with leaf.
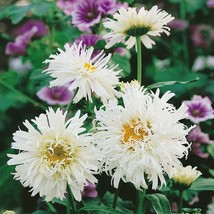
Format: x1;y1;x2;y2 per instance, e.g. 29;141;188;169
136;36;142;85
66;184;77;214
137;189;146;214
0;79;46;110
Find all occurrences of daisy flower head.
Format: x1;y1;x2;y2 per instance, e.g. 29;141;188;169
8;108;101;201
44;42;120;104
94;85;192;190
103;6;174;49
172;165;202;189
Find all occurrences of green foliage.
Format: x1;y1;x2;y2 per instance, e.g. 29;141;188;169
153;67;208;95
182;208;202;214
32;211;49;214
189;178;214;191
0;0;64;24
0;71;28;112
79;206;127;214
146;77;199;90
207;144;214;159
110;53;131;78
146;193;172;214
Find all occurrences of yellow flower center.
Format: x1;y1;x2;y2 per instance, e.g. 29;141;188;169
122;119;149;143
84;62;96;72
47;145;69;163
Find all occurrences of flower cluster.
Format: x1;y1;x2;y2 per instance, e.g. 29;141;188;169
3;1;213;213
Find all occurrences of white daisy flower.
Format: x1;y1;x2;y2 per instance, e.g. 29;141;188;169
94;83;192;190
8;108;101;202
104;6;174;49
44;42;120;103
172;165;202;188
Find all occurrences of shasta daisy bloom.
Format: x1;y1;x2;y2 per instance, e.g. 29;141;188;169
44;42;120;103
172;165;202;189
94;83;192;190
103;6;174;49
8;108;101;201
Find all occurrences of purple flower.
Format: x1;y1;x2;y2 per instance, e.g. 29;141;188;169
187;126;213;144
183;95;214;123
36;86;73;105
99;0;117;14
168;19;188;30
13;20;48;38
5;27;38;56
72;0;102;31
98;0;128;15
75;34;101;46
191;25;214;48
187;126;213;159
207;0;214;8
81;182;98;198
56;0;76;15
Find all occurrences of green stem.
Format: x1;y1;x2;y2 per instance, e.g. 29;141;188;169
178;190;184;214
137;189;146;214
46;201;57;213
180;0;189;70
112;180;122;209
0;79;46;110
136;36;142;86
66;99;73;113
66;184;77;214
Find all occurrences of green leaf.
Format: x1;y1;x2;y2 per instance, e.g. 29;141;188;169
32;211;49;214
189;178;214;191
185;0;205;13
205;80;214;97
51;198;67;206
54;26;81;45
183;190;198;202
146;77;199;90
31;1;55;17
79;205;127;214
110;53;131;78
9;5;31;24
168;0;181;3
207;144;214;159
0;5;13;20
146;193;171;214
209;169;214;176
183;208;202;214
102;192;133;213
153;68;208;95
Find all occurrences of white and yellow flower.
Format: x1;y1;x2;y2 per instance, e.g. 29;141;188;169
172;165;202;187
8;108;101;201
44;42;120;103
94;83;192;190
104;6;174;49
